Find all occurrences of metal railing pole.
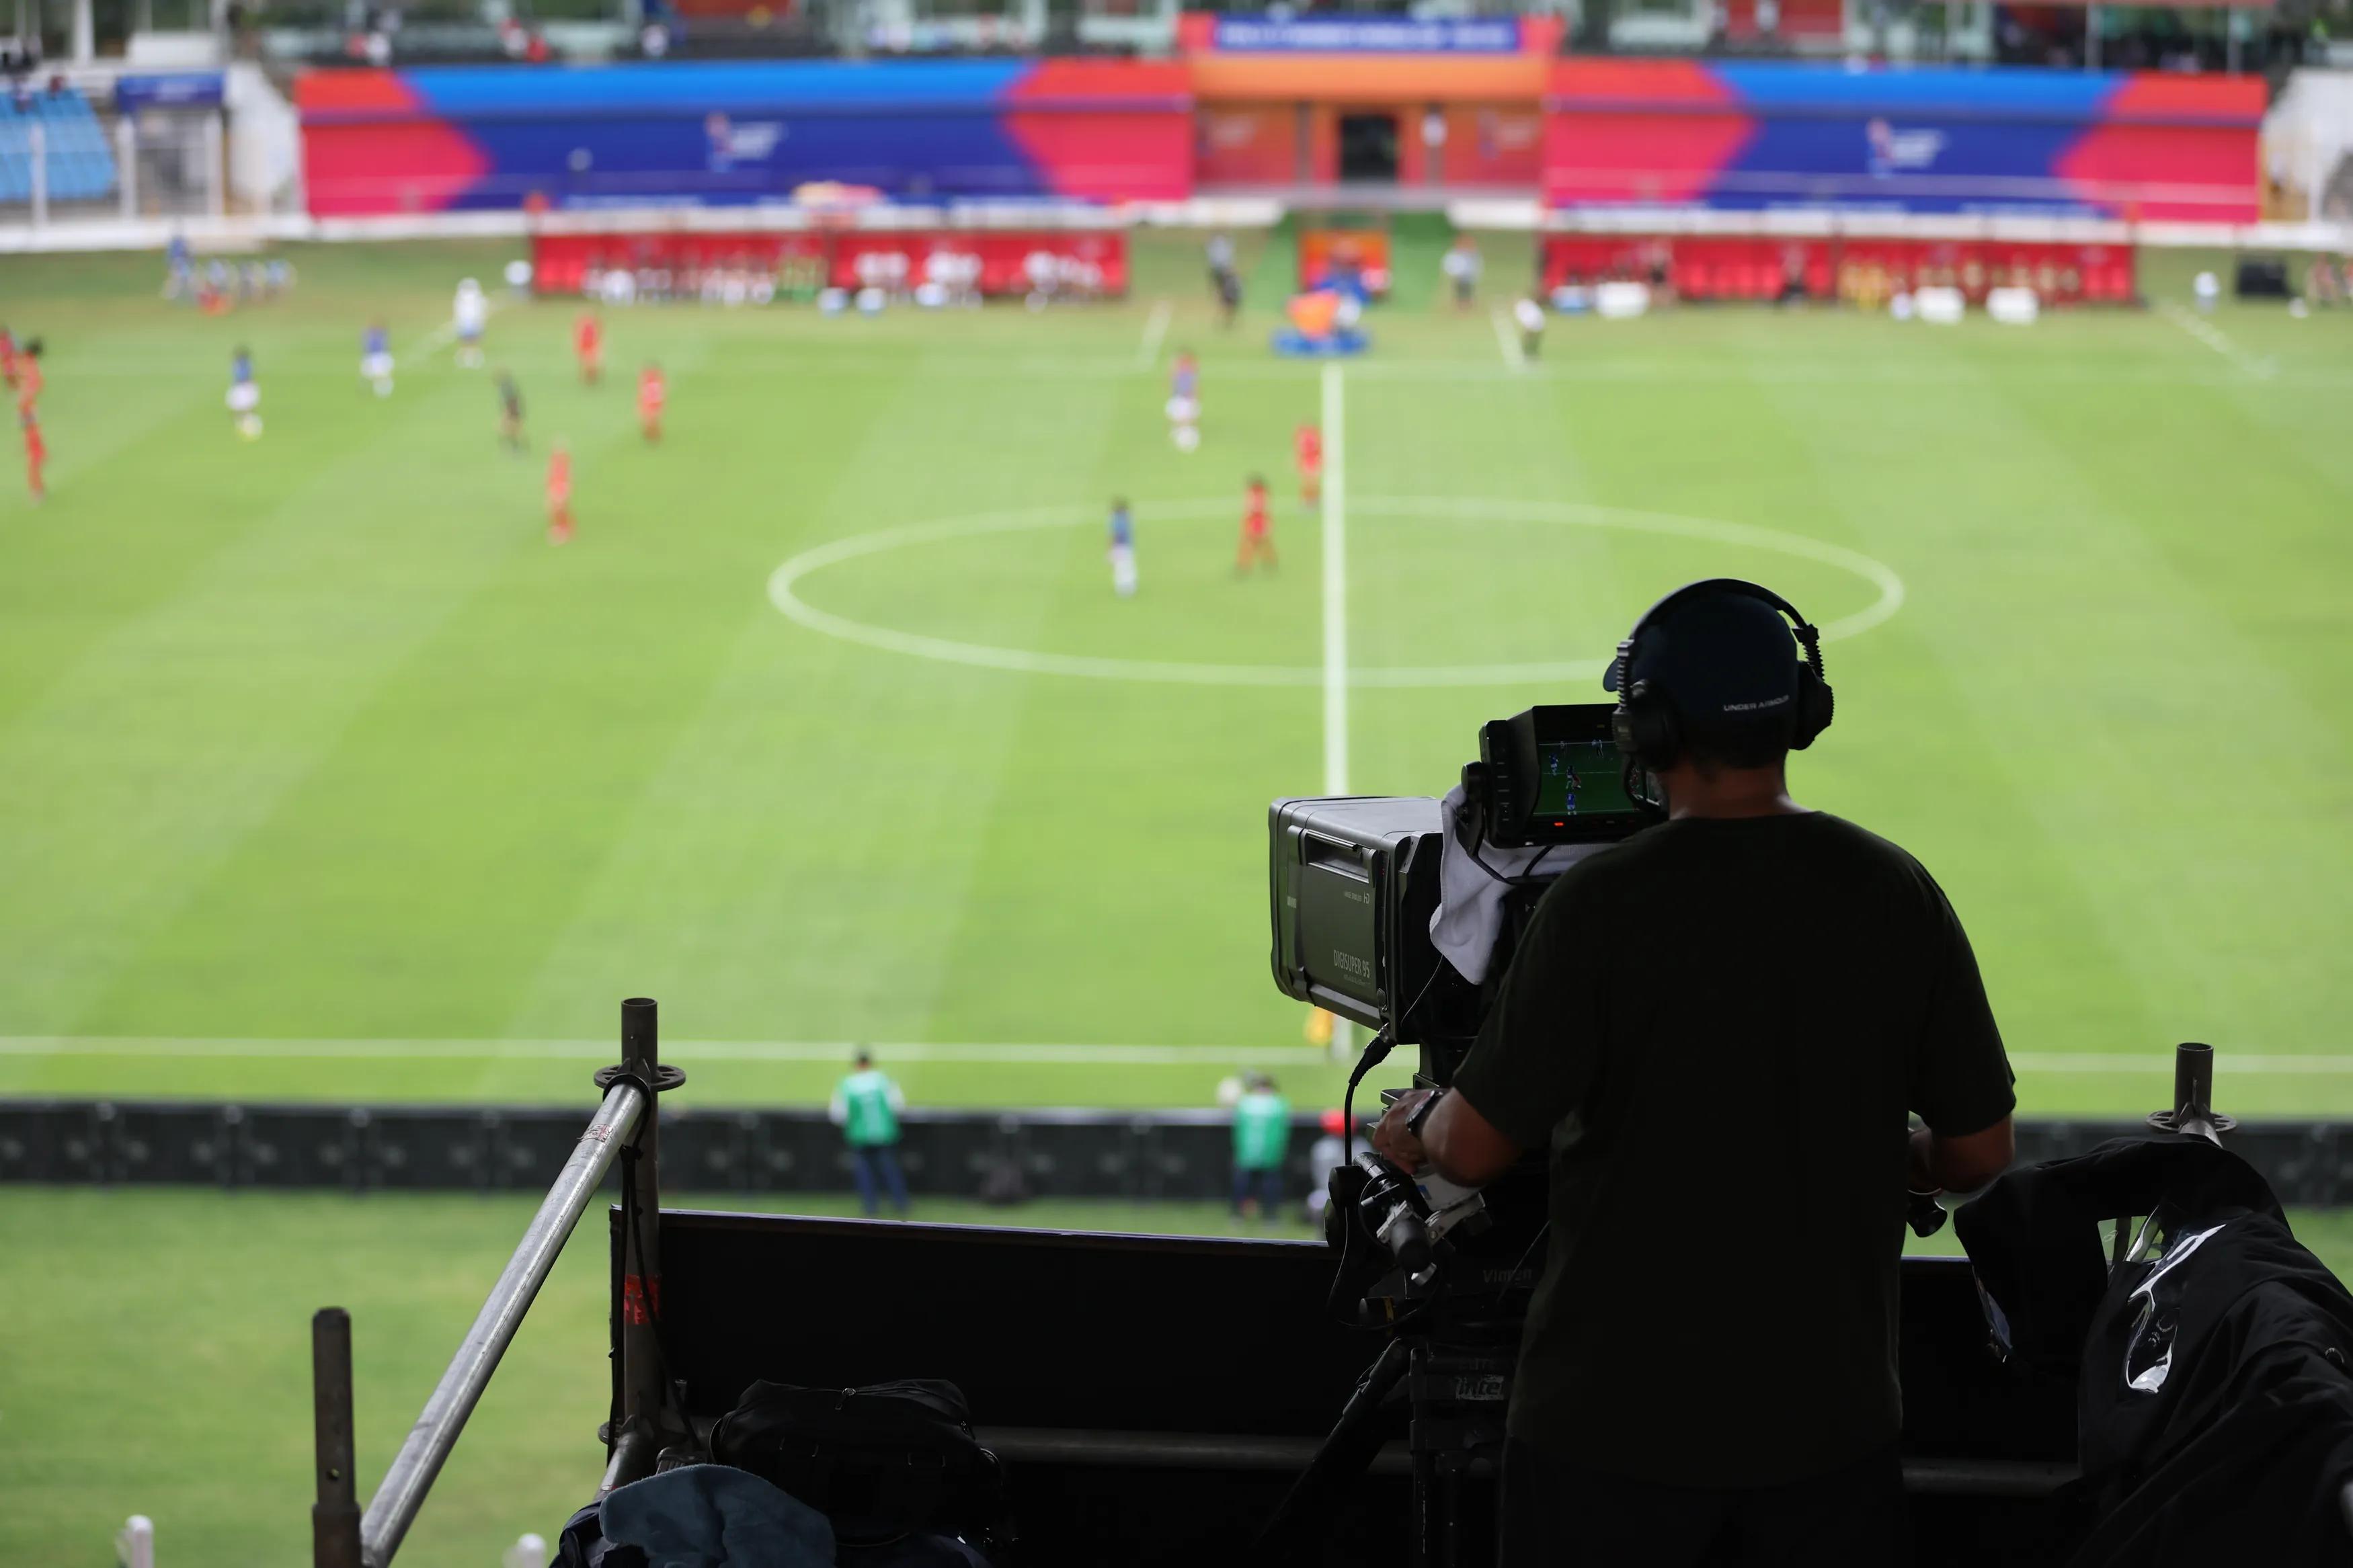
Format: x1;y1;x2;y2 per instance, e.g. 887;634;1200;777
617;997;671;1435
355;1080;647;1568
312;1310;363;1568
117;116;136;220
30;120;47;229
204;112;224;218
597;996;686;1495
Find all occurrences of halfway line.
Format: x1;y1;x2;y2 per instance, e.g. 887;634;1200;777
1135;298;1172;371
1320;362;1349;794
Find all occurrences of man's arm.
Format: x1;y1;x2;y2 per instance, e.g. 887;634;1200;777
1369;1085;1523;1187
1907;867;2017;1194
1911;1116;2013;1194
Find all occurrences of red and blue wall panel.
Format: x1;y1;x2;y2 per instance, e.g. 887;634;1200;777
1542;60;2263;220
296;60;1194;216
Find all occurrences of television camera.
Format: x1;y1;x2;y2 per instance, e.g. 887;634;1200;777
1254;705;1651;1565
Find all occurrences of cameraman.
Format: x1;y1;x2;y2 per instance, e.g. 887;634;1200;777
1372;583;2015;1565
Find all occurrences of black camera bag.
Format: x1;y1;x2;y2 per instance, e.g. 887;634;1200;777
710;1379;1003;1544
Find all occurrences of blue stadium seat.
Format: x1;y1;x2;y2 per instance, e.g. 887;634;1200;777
0;89;120;204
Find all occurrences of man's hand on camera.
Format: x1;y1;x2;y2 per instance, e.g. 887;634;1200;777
1371;1086;1523;1188
1371;1089;1438;1172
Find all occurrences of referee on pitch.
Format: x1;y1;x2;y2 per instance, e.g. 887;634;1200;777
1373;582;2017;1564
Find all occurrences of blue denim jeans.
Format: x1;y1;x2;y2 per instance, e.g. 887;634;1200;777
851;1144;910;1216
1231;1165;1283;1216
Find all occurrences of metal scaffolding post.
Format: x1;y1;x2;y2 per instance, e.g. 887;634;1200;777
117;116;137;220
598;996;690;1494
311;999;671;1568
29;120;47;229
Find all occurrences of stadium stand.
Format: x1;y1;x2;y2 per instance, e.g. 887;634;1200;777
0;85;119;204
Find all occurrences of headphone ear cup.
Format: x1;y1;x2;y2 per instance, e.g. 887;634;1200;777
1791;667;1835;750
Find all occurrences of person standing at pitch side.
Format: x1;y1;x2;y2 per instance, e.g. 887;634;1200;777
831;1050;911;1219
1373;579;2017;1566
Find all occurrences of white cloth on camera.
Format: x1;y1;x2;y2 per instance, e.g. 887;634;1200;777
1427;784;1614;985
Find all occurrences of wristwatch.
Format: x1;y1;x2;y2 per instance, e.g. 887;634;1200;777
1405;1087;1448;1141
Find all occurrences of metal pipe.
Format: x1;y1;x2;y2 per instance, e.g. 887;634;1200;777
614;997;673;1448
203;112;224;218
597;1419;663;1499
2172;1042;2213;1125
312;1310;362;1568
358;1081;646;1568
30;121;47;229
117;116;136;220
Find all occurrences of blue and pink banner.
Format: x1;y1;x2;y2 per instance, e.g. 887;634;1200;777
1543;60;2264;220
296;60;1193;216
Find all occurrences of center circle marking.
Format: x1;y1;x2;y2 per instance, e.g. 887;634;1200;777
766;496;1906;689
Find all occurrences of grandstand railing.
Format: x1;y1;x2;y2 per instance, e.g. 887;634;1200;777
0;87;225;228
309;998;678;1568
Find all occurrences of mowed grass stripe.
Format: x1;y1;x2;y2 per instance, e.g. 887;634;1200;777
1685;327;2165;1069
477;338;1138;1078
0;365;547;1037
72;335;725;1042
4;239;2352;1112
1925;337;2353;1049
1343;360;1623;794
922;353;1324;1047
1760;333;2353;1061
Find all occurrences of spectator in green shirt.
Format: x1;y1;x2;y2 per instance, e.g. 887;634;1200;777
1230;1072;1291;1221
830;1050;910;1217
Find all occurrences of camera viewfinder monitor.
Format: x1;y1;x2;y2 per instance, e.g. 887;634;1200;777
1477;704;1650;847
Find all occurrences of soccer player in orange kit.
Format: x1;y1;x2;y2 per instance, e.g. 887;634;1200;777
1295;423;1322;509
574;311;603;384
547;440;574;544
1236;474;1277;575
637;362;666;444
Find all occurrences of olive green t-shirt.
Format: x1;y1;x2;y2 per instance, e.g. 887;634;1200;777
1451;812;2013;1487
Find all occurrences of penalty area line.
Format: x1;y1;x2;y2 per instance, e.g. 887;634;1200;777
1135;298;1173;372
1489;306;1527;370
2154;298;2275;379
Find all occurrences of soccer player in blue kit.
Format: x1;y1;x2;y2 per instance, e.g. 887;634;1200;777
1107;497;1138;597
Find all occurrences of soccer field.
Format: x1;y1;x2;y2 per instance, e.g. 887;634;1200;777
3;234;2352;1117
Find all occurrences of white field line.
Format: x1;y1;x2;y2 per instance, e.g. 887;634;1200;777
1320;362;1349;794
410;296;504;358
1134;297;1172;371
1;1038;2346;1077
767;497;1905;690
1489;305;1527;370
0;1036;1337;1066
2154;298;2276;378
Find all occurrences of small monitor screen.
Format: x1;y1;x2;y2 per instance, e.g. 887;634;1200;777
1533;739;1636;819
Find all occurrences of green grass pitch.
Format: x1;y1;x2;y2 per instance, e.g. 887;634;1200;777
5;234;2350;1117
3;232;2353;1561
8;1186;2353;1568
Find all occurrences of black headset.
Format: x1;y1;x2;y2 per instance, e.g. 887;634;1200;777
1608;578;1835;770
